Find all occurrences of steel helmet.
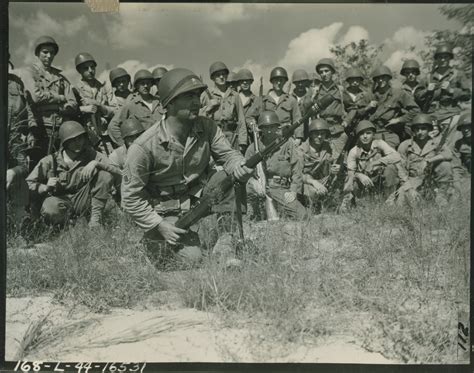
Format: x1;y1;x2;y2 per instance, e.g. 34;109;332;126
209;61;229;78
237;68;254;82
59;121;87;146
316;58;336;73
34;35;59;56
109;67;131;86
345;67;364;81
310;72;322;82
152;66;168;80
355;120;376;136
308;119;330;133
75;52;97;71
411;113;434;129
133;70;153;86
258;110;281;128
120;118;145;139
457;111;471;130
400;59;421;76
371;65;393;80
159;68;208;108
292;69;310;83
270;67;288;82
434;43;454;59
227;71;239;83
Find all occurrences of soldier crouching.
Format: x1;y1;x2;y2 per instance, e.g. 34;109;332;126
26;121;117;228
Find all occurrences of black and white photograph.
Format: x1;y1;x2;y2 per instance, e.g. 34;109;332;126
4;1;472;367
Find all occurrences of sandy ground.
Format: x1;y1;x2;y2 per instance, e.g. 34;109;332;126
6;296;397;363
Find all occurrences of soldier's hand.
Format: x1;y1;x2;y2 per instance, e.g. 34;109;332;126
356;173;374;188
293;138;302;146
311;180;327;195
80;104;98;114
58;94;66;103
368;100;378;108
80;161;98;182
6;169;16;191
233;162;253;183
440;81;450;90
330;164;341;174
156;220;187;246
284;191;296;204
427;83;436;91
388;118;400;125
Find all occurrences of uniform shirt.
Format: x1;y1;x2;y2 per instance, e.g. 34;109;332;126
298;140;333;181
426;67;471;111
200;86;247;146
108;92;163;145
26;145;119;195
342;87;373;128
367;87;420;131
121;116;245;231
398;137;453;177
73;78;116;120
109;90;132;113
454;136;471;171
21;60;77;124
245;138;303;193
401;80;429;109
347;139;401;175
239;91;257;117
109;145;128;171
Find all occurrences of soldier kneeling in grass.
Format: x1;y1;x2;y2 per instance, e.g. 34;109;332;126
340;120;402;212
26;121;118;228
391;114;454;207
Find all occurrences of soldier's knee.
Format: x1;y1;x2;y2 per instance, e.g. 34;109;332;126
434;161;453;182
41;196;70;225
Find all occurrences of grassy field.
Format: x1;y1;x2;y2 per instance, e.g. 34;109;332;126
7;179;470;363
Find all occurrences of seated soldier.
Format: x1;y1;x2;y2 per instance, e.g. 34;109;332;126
396;114;454;206
26;121;118;228
108;118;145;203
454;111;471;174
246;110;308;220
341;120;401;211
298;119;339;209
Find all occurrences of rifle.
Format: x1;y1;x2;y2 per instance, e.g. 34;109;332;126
259;77;263;97
91;113;109;156
47;113;59;156
175;94;335;229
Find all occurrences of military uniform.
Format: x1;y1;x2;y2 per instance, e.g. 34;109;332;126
200;86;248;147
245;138;307;220
108;93;163;146
454;137;471;173
401;80;430;109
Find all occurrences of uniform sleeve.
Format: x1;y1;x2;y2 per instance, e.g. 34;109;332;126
208;120;246;174
63;79;78;111
452;72;472;102
22;68;61;105
121;144;163;231
437;144;453;162
108;105;128;146
245;96;262;123
398;90;420;124
292;97;304;139
346;146;358;172
199;90;216;117
235;94;248;145
26;155;52;193
376;140;401;165
290;142;303;193
95;151;122;176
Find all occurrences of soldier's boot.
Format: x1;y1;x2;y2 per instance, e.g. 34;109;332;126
89;197;106;228
338;193;355;214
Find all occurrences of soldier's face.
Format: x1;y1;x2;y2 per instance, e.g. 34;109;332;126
212;70;228;86
294;80;308;91
38;45;56;67
136;79;153;95
461;126;471;138
271;77;286;92
359;129;375;145
64;134;86;155
114;76;130;92
78;61;96;80
435;53;452;68
260;124;281;142
374;76;390;89
403;69;418;82
169;88;202;121
240;79;252;91
413;124;430;141
309;130;328;145
347;78;363;89
318;67;333;83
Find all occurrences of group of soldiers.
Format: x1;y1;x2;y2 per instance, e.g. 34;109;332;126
7;35;471;267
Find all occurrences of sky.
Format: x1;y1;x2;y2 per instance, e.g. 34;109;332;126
8;2;464;91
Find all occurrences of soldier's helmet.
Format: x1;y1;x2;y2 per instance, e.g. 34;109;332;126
308;119;330;133
59;121;87;146
152;67;168;80
120;118;145;140
310;72;322;82
34;35;59;56
270;67;288;82
209;61;229;78
411;113;434;129
292;69;310;83
371;65;393;80
316;58;336;74
75;53;97;71
109;67;131;86
400;59;421;76
237;68;254;82
355;120;376;136
457;111;472;130
345;67;364;81
159;68;207;108
434;43;454;59
227;71;239;83
258;110;281;128
133;70;153;86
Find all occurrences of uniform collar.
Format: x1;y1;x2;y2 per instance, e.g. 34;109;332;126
33;59;61;73
155;116;204;145
79;77;104;88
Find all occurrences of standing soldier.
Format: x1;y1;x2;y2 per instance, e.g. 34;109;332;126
200;61;247;152
291;69;311;140
246;67;303;144
121;68;252;267
236;68;258;141
400;59;430;109
151;66;168;97
366;65;420;149
246;111;307;220
108;69;163;146
26;121;116;228
108;67;132;112
227;71;240;93
22;35;78;166
303;59;347;159
73;52;115;152
341;120;402;211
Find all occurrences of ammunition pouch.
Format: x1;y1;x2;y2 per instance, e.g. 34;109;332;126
150;179;203;215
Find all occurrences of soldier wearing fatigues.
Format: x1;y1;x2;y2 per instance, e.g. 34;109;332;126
291;69;311;140
21;36;78;166
399;59;431;110
236;68;258;141
108;67;132;112
245;111;307;220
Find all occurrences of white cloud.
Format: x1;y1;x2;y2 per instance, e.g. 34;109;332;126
340;26;369;45
384;26;431;51
384;50;422;76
